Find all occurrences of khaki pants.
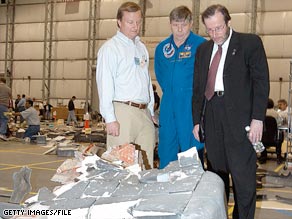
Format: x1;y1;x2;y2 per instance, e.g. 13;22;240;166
107;102;155;169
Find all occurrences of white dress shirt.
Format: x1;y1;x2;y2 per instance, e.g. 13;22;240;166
96;31;154;123
267;108;282;126
212;29;233;92
278;107;289;124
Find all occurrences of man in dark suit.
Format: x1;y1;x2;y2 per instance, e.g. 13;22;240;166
192;4;269;219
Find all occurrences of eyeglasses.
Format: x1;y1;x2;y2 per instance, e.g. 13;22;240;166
205;24;226;35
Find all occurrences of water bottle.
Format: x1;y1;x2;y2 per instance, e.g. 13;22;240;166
245;126;265;153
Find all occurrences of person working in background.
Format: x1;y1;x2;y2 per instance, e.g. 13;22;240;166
0;78;12;141
17;94;26;112
17;94;26;123
266;98;282;125
14;94;21;112
277;99;288;124
96;1;156;169
192;4;269;218
14;99;40;141
154;6;206;169
66;96;78;126
259;98;284;164
14;94;21;123
44;101;53;120
38;101;44;120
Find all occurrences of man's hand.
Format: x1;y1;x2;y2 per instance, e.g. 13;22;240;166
193;124;200;141
248;119;263;144
106;121;120;136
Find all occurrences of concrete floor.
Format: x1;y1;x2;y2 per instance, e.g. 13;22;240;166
0;140;292;218
229;154;292;219
0;141;65;203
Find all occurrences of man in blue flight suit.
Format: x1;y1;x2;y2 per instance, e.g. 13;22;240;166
154;6;206;169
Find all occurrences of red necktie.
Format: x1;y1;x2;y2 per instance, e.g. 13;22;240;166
205;45;222;100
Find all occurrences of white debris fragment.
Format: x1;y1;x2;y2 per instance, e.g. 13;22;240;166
76;155;100;177
177;147;199;167
126;164;141;175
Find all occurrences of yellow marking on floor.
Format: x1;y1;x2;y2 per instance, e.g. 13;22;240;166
0;166;28;171
0;149;50;156
0;187;37;195
274;163;284;172
0;164;23;170
0;165;58;171
0;160;65;171
0;163;21;167
29;166;58;171
0;187;12;192
0;146;40;151
24;159;65;167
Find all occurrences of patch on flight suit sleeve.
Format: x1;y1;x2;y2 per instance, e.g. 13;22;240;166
163;43;175;58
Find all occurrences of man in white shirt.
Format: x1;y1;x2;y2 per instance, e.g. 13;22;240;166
96;2;156;169
277;99;288;124
14;99;40;141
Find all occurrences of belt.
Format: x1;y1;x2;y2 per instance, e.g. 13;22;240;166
214;91;224;97
115;101;147;109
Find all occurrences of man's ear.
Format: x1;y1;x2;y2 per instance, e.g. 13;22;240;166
117;19;121;28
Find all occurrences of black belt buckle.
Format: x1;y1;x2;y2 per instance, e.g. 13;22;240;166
215;91;224;97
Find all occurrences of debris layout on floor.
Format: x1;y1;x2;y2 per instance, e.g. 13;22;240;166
5;120;107;157
0;147;226;219
256;167;292;205
5;119;107;144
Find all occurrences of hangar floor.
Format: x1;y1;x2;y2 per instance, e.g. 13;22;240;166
0;140;292;219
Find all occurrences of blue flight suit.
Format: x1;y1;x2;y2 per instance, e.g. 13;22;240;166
154;32;206;169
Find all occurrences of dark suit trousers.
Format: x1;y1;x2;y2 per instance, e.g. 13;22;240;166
205;95;257;219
